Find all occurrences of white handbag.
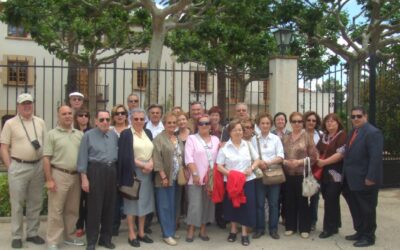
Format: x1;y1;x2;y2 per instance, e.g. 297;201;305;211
302;157;320;198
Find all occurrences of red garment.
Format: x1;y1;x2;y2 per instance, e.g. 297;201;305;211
226;170;247;208
212;164;224;203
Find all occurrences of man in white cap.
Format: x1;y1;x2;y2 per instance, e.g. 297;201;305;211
0;93;47;249
69;92;85;113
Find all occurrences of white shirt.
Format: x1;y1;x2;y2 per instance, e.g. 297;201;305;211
216;139;259;182
251;133;284;162
146;121;164;138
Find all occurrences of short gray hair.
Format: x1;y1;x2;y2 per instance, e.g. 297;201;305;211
127;93;139;102
130;108;146;118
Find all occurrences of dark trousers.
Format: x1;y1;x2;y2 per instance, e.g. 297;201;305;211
284;175;311;233
86;163;117;246
76;189;87;230
112;188;122;233
321;181;342;233
310;190;320;226
342;179;378;242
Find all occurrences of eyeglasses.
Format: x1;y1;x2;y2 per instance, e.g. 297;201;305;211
115;111;127;116
198;121;210;126
71;98;83;101
351;114;363;119
98;118;111;123
128;99;139;103
307;119;316;123
244;126;253;130
133;117;145;121
291;120;303;124
236;109;247;112
78;114;89;118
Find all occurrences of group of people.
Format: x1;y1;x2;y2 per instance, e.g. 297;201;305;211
0;92;383;250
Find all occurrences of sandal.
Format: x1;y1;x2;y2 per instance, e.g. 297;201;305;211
227;232;237;242
241;235;250;246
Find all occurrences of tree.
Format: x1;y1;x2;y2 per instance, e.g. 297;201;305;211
2;0;148;116
167;0;276;113
274;0;400;113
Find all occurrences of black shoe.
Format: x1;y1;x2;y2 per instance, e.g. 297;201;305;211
241;236;250;246
270;231;280;240
11;239;22;249
138;235;153;243
86;244;96;250
128;238;140;247
98;241;115;249
26;236;45;245
216;220;227;229
345;232;362;241
227;232;237;242
252;231;264;239
199;233;210;241
319;231;334;239
354;238;374;247
144;227;152;234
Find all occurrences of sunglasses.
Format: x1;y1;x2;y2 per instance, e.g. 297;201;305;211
244;126;253;130
78;114;89;118
98;118;111;123
133;117;145;121
71;98;83;101
198;121;210;126
291;120;303;124
351;114;363;119
128;99;139;103
115;111;127;116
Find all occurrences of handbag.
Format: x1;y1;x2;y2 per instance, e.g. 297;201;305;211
302;157;320;198
195;134;215;194
177;165;189;186
119;173;141;200
246;141;263;179
255;137;286;185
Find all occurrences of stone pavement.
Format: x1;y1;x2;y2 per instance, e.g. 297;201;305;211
0;189;399;250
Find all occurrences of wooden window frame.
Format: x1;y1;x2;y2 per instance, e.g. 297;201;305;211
1;56;35;87
7;24;29;39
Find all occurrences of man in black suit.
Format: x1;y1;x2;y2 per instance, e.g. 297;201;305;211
342;106;383;247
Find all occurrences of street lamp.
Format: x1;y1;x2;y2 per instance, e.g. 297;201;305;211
273;28;294;55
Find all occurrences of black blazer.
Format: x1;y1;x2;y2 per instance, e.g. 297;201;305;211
343;122;383;191
117;128;153;187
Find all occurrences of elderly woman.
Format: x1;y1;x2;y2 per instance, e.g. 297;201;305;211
282;112;318;239
208;106;224;139
111;104;129;136
216;120;261;246
252;113;284;240
304;111;322;231
316;113;347;239
153;112;184;246
184;114;219;242
117;108;154;247
271;112;290;139
242;118;255;141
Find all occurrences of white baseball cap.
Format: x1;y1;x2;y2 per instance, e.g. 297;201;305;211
69;92;84;98
17;93;34;104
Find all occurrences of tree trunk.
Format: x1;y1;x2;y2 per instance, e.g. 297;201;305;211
238;80;247;102
146;18;166;107
346;60;362;114
217;67;226;121
88;66;97;124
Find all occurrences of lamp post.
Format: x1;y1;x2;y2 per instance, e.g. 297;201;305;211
273;28;294;55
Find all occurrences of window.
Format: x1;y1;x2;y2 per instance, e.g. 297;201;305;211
137;68;148;89
7;60;28;85
7;25;28;38
193;71;208;92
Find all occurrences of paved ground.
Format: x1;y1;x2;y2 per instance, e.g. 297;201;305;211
0;188;399;250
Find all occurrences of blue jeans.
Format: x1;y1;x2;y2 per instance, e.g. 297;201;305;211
155;184;177;238
255;179;280;233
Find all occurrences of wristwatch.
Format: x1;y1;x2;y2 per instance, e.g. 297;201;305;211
192;172;199;177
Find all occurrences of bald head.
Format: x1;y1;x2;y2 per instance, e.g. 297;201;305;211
58;105;73;129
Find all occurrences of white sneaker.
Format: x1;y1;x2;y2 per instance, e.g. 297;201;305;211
284;230;294;236
173;234;181;239
300;232;310;239
64;239;85;246
163;237;177;246
48;244;59;250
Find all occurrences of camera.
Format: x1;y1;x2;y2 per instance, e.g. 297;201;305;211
31;140;41;150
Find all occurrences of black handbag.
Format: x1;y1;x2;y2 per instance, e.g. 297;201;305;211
119;172;141;200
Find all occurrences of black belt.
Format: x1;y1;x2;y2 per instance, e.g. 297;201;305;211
89;161;116;167
51;165;78;175
11;157;40;164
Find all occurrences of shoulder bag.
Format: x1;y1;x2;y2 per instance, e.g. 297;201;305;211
119;171;141;200
302;156;320;198
246;141;263;179
256;137;286;185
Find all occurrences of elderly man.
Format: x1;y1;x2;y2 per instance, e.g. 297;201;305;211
0;93;47;249
69;92;85;113
221;102;249;142
127;93;141;124
342;107;383;247
43;106;84;250
187;101;205;133
77;110;119;250
145;104;164;138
